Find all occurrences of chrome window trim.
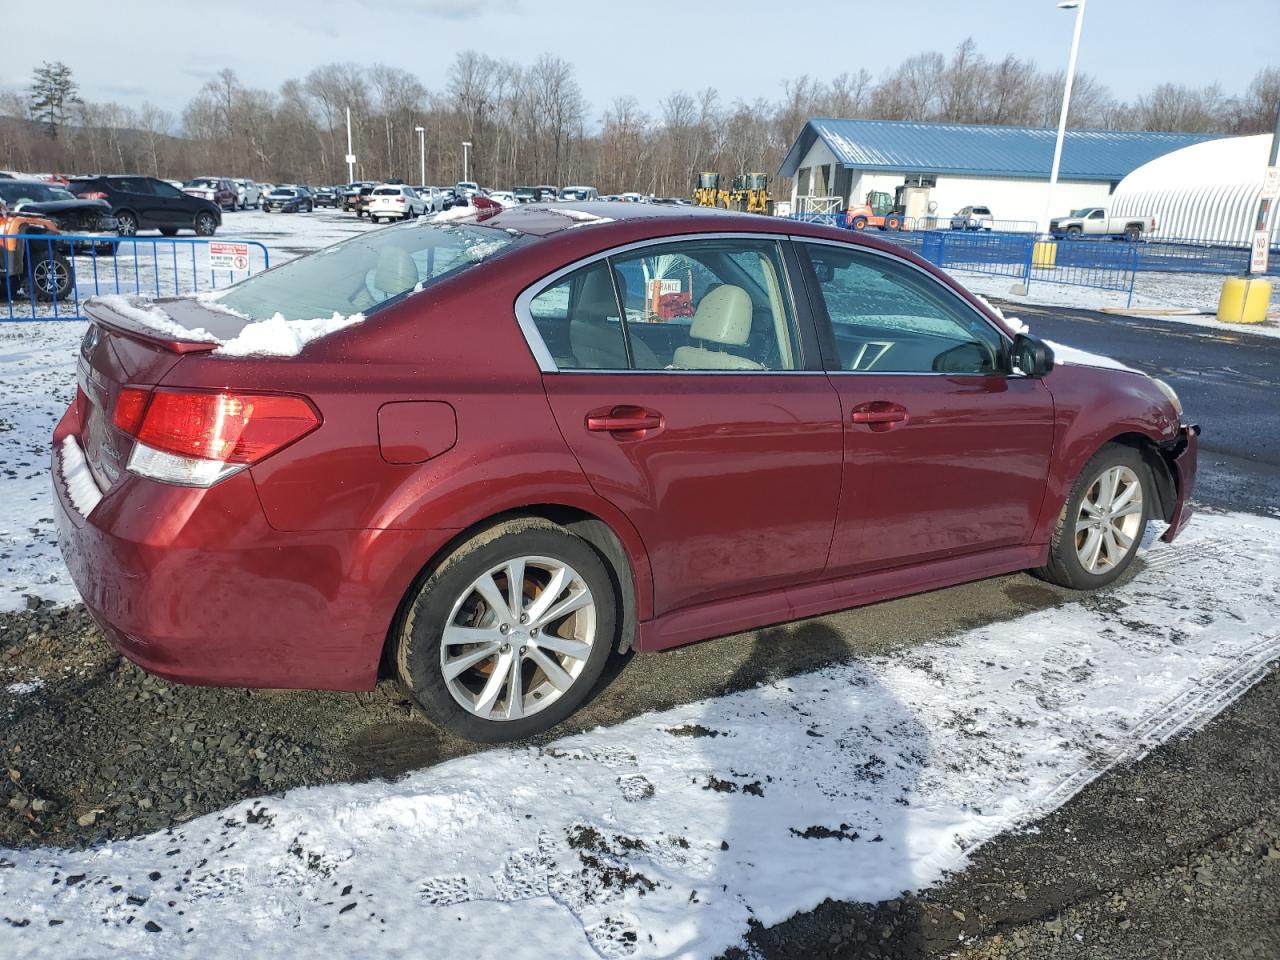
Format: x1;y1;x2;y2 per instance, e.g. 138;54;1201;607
514;231;805;375
787;234;1016;361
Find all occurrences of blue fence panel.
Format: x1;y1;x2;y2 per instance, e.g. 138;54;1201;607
2;234;270;322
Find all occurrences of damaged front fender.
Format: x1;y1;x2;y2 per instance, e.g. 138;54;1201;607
1158;424;1200;543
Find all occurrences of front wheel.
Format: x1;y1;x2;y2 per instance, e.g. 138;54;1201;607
1033;444;1150;590
850;216;868;230
396;518;616;742
194;212;218;236
1066;225;1082;238
115;211;138;236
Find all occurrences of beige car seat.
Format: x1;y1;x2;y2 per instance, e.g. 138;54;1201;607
569;267;661;369
671;284;764;370
351;246;419;311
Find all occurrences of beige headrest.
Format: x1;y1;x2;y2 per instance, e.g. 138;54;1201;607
690;285;751;346
575;267;619;320
374;246;419;295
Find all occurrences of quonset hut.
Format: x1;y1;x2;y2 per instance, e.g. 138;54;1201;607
1110;134;1279;246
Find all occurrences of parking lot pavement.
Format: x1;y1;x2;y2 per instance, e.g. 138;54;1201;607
2;261;1279;957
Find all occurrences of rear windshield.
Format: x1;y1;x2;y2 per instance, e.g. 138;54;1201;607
212;220;533;322
0;181;68;204
372;187;400;195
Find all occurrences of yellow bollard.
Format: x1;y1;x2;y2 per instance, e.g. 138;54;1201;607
1217;276;1273;324
1032;240;1057;269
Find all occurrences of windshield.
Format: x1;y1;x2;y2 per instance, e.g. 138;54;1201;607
0;182;68;204
1069;208;1093;217
270;189;296;197
212;220;533;322
186;179;217;189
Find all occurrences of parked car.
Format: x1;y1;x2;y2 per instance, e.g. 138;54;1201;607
1050;208;1157;241
414;186;451;213
0;178;119;245
0;201;73;302
232;179;261;210
182;177;238;211
67;175;222;236
367;184;427;222
512;186;538;203
313;186;342;208
488;190;517;206
455;180;480;197
558;186;599;201
342;182;375;212
950;205;993;231
52;202;1198;742
533;185;559;202
262;187;313;213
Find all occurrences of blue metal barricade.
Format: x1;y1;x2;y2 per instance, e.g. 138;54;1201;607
2;234;270;322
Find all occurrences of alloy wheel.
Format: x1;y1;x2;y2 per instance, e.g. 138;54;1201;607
1075;465;1143;574
440;555;596;722
116;213;137;236
32;258;69;299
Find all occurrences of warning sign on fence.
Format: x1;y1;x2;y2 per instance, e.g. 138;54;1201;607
209;241;251;272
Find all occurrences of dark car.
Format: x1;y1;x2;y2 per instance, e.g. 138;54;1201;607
342;181;375;213
52;203;1197;743
182;177;238;211
313;186;342;208
263;187;314;213
0;179;118;243
67;176;222;237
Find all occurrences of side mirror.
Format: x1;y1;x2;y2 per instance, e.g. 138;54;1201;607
1012;332;1054;377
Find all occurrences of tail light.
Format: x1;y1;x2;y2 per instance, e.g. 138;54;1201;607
80;191;109;200
112;387;320;487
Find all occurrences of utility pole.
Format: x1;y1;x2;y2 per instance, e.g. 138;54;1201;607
415;126;426;185
462;141;472;184
1043;0;1087;236
345;107;356;183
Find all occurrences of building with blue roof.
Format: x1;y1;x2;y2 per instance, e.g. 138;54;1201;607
779;118;1214;231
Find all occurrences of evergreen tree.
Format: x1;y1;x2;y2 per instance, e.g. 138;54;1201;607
29;61;80;139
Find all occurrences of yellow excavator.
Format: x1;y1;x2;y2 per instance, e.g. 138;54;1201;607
693;172;771;213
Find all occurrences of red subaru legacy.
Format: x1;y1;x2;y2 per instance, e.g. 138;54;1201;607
52;203;1198;741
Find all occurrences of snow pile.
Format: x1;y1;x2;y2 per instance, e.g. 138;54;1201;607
2;510;1278;958
422;205;478;224
213;312;365;358
5;680;43;696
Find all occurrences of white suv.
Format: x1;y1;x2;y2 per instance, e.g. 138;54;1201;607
949;205;993;231
233;179;261;210
367;184;427;222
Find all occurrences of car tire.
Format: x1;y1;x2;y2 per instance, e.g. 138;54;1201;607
1124;225;1142;242
115;211;139;237
28;252;73;302
1032;443;1151;590
1067;225;1083;238
194;212;217;237
396;517;617;743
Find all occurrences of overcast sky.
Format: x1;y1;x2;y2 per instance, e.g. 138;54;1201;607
3;0;1277;125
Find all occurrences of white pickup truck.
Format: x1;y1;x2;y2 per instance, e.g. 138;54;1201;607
1049;207;1157;241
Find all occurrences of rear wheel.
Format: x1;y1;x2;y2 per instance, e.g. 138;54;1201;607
396;518;616;742
1124;224;1142;242
1033;444;1150;590
29;252;73;302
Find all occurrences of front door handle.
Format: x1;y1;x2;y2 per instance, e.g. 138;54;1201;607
850;401;909;431
585;405;665;439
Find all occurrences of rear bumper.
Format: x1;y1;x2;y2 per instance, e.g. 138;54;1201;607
51;433;441;692
1159;423;1199;543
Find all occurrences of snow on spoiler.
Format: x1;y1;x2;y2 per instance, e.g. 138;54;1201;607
83;294;365;358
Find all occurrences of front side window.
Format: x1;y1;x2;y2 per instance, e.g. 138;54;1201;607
151;180;184;198
800;243;1004;375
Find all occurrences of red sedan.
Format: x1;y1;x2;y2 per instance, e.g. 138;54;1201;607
52;203;1198;741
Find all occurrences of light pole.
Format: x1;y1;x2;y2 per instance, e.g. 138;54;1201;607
415;126;426;185
345;106;356;183
1042;0;1087;235
462;141;472;184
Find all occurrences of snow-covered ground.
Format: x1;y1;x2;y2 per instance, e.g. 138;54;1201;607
2;509;1278;959
950;267;1280;340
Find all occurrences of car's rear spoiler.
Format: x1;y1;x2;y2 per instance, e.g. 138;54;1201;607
83;296;219;355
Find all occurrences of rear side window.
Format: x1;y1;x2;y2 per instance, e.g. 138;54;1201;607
529;262;628;370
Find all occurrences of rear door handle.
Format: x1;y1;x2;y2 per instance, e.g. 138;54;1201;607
850;401;909;431
585;405;665;439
